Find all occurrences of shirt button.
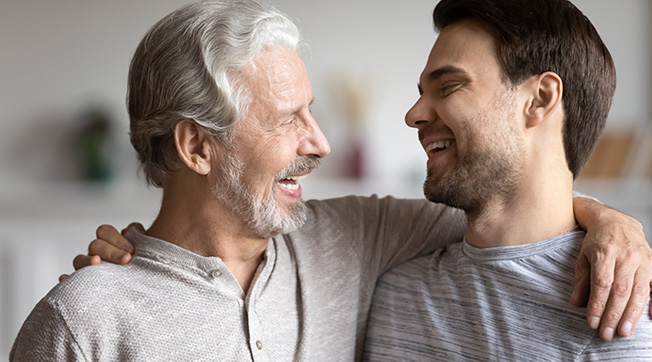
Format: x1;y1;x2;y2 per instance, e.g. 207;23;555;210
255;340;263;350
211;269;223;278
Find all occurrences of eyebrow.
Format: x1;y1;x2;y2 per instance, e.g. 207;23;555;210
283;98;314;116
417;65;470;94
427;65;469;81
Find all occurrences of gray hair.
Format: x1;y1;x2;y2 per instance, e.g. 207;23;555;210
127;0;301;187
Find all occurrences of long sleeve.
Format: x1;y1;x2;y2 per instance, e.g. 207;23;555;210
305;195;466;275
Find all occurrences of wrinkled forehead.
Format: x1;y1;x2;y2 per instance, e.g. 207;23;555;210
243;46;309;93
234;45;313;132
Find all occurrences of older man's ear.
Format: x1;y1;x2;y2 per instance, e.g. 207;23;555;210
174;119;215;176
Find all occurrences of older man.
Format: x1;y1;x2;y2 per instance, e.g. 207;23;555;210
364;0;652;360
10;2;466;360
14;0;651;361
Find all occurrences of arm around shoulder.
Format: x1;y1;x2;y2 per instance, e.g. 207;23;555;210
361;196;467;272
572;196;652;340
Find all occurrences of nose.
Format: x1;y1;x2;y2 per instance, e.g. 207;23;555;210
300;114;331;159
405;96;433;130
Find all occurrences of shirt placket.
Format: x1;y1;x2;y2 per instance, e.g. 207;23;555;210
245;240;275;362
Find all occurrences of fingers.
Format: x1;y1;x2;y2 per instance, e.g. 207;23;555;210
585;254;614;332
97;224;135;254
574;205;651;340
73;254;102;271
571;254;591;307
66;223;138;279
88;238;132;265
596;260;634;341
121;222;145;235
586;244;652;341
617;269;650;337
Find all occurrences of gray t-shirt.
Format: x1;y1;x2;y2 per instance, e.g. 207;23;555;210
10;195;465;361
364;231;652;361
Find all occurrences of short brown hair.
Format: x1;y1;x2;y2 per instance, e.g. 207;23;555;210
433;0;616;178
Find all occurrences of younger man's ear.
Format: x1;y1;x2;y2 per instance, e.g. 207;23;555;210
174;119;213;175
525;72;563;128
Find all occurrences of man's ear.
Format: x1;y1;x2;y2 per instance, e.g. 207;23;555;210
524;72;563;129
174;119;213;175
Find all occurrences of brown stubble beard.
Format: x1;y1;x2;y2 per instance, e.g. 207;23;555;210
423;90;526;219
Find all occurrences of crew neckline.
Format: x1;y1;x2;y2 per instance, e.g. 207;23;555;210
124;227;275;272
461;230;585;261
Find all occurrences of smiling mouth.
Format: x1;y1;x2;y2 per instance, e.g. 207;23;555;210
425;140;453;156
278;175;307;191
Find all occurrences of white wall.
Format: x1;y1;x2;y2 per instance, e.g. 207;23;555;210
1;0;650;356
1;0;649;190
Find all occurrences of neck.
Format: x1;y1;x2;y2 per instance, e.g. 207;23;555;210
147;172;267;292
464;162;576;248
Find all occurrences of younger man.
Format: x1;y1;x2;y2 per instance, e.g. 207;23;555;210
365;0;652;359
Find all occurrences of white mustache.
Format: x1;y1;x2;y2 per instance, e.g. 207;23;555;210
276;157;321;181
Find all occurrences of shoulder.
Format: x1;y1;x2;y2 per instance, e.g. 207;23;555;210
38;261;152;322
11;293;86;360
58;261;140;295
378;243;462;282
9;269;117;361
17;261;154;337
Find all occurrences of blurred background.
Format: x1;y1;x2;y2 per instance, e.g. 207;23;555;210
1;0;650;355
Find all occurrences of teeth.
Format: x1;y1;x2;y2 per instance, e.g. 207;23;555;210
278;174;306;191
425;140;452;153
285;175;307;181
279;183;300;191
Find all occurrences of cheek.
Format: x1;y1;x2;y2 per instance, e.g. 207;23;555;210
438;100;471;133
247;137;297;180
268;130;300;157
